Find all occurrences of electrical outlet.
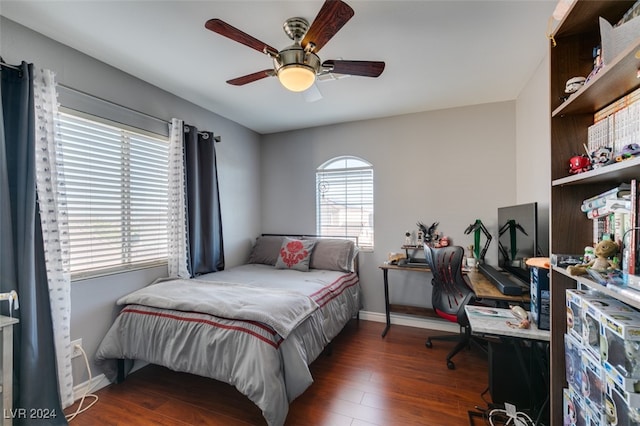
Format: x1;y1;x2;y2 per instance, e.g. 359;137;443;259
71;338;83;359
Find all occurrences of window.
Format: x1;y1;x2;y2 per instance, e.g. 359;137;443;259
58;111;169;278
316;156;374;250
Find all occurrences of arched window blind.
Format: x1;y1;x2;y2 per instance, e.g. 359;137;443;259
58;111;169;278
316;156;374;250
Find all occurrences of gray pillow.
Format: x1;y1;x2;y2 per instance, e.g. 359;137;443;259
306;238;356;272
248;235;284;266
275;238;316;271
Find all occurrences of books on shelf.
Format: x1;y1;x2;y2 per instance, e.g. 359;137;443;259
594;86;640;122
587;116;611;153
581;183;631;212
589;87;640;159
586;200;630;220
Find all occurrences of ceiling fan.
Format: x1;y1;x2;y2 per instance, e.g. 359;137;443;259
204;0;385;93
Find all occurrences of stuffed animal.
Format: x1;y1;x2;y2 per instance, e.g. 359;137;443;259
567;239;619;276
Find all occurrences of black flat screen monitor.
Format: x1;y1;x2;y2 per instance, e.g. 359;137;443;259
497;202;538;283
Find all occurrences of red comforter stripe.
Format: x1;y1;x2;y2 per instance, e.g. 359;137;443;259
121;307;284;349
310;273;359;308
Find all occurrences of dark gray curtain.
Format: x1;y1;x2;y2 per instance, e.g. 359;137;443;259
183;125;224;276
0;62;67;425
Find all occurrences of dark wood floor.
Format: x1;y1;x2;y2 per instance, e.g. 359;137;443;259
66;320;491;425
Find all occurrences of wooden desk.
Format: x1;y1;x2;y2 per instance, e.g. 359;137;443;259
379;264;531;337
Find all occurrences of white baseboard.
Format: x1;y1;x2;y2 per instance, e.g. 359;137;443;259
358;310;459;333
72;373;110;401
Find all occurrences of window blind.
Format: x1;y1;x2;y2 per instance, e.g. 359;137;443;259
58;111;169;277
316;158;374;250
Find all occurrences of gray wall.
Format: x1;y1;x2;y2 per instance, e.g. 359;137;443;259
516;54;551;256
260;101;521;314
1;17;263;385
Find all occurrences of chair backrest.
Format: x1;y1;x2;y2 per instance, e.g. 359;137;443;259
424;245;476;326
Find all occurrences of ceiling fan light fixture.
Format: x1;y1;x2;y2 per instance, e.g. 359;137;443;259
277;64;316;92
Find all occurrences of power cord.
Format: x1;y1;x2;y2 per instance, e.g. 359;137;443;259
487;406;534;426
65;344;99;422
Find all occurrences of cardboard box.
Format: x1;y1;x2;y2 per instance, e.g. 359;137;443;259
582;350;606;413
600;308;640;387
564;387;589;426
605;370;640;425
530;266;550;330
565;332;584;394
582;297;636;362
566;289;607;345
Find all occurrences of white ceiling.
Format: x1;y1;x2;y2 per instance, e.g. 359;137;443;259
0;0;557;135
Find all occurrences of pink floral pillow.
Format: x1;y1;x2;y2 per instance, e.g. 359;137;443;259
275;238;316;271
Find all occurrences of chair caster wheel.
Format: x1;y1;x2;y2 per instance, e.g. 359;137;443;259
425;340;432;348
447;360;455;370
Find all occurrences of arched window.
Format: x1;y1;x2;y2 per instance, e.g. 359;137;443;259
316;156;374;250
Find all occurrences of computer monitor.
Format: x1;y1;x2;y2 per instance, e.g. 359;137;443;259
497;202;539;284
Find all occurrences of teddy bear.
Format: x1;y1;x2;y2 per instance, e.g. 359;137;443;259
567;239;619;276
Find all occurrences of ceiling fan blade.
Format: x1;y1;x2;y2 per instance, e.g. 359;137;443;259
301;0;354;53
322;60;385;77
205;19;278;56
226;69;275;86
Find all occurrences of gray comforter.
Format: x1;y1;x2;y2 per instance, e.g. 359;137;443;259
116;278;319;338
95;264;360;426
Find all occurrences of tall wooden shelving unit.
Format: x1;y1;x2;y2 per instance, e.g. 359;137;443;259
549;1;640;423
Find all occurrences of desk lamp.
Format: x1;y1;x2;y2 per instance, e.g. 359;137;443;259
464;219;492;261
498;219;529;263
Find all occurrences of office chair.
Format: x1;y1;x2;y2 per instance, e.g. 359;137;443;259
424;245;478;370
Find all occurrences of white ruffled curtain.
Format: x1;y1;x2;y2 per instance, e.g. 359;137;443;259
33;68;73;408
168;118;190;278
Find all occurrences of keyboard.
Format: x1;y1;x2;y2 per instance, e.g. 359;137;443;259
478;263;528;296
398;258;428;268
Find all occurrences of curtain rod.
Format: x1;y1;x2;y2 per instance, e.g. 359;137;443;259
59;83;169;126
183;126;222;142
58;83;221;143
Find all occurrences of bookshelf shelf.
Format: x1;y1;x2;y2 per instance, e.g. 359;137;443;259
553;266;640;311
552;38;640;118
552;155;640;186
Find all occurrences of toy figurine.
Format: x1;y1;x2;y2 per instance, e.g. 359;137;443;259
624;340;640;382
565;76;586;94
567;239;619;276
404;231;412;246
564;399;577;425
590;146;613;168
583;246;595;263
615;143;640;162
417;221;438;244
605;394;617;425
433;234;449;248
569;154;592;174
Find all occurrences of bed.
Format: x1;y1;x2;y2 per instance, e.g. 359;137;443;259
95;235;361;426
